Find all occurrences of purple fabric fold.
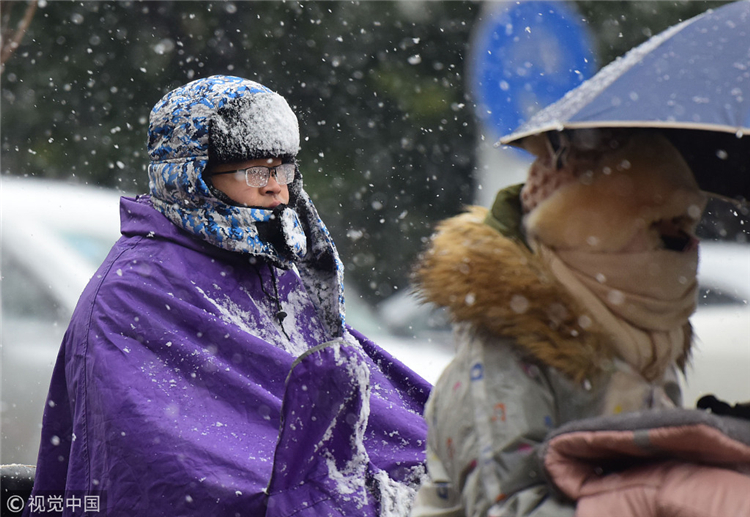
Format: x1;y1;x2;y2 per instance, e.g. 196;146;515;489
25;197;429;517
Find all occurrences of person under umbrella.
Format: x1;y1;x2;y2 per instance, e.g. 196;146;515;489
409;129;750;516
500;0;750;202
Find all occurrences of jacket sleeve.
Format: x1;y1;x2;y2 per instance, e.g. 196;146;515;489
412;331;575;517
541;408;750;517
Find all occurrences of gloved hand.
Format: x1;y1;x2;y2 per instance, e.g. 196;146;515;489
697;394;750;421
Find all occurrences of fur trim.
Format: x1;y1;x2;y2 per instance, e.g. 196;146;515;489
414;206;692;382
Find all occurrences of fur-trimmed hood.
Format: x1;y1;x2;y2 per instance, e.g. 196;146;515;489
413;205;692;383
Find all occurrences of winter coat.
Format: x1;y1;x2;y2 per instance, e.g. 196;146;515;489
408;197;690;517
541;408;750;517
25;75;430;517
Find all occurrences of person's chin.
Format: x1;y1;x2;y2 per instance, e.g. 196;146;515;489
240;199;285;210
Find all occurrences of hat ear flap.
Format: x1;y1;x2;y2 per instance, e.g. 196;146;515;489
286;161;303;207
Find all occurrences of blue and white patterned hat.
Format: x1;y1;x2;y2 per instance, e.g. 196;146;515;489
147;75;305;261
149;75;300;165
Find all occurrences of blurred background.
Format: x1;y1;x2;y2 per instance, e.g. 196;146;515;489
3;0;742;303
3;1;749;465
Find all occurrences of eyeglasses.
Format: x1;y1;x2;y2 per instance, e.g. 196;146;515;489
211;163;296;188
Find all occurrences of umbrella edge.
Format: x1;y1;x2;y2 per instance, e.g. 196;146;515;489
498;121;750;148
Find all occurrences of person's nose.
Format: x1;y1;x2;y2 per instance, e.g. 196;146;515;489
263;172;282;195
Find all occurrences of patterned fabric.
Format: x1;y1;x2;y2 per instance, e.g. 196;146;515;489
147;75;346;338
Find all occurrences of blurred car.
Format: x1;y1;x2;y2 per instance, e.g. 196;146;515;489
684;241;750;405
344;289;454;385
378;240;750;406
1;176;124;465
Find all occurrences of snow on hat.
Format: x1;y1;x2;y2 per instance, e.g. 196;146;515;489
208;88;300;165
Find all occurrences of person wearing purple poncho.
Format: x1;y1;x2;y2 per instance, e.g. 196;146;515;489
25;75;429;517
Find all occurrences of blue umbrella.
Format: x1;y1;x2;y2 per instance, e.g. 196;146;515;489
500;0;750;200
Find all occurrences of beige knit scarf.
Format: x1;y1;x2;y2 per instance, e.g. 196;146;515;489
536;242;698;381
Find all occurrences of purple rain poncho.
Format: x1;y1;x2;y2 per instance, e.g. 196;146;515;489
25;76;430;517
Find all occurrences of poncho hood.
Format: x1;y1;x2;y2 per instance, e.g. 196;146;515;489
147;75;346;338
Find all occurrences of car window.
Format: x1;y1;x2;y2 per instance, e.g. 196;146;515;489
60;231;117;269
1;252;67;322
698;286;748;307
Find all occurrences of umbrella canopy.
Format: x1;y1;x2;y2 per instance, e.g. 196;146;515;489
500;0;750;201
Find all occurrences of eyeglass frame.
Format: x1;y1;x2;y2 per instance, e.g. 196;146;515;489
209;163;296;188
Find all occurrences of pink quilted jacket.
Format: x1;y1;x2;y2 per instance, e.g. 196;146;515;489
542;410;750;517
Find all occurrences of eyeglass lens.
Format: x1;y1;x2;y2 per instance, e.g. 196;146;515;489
244;164;295;187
